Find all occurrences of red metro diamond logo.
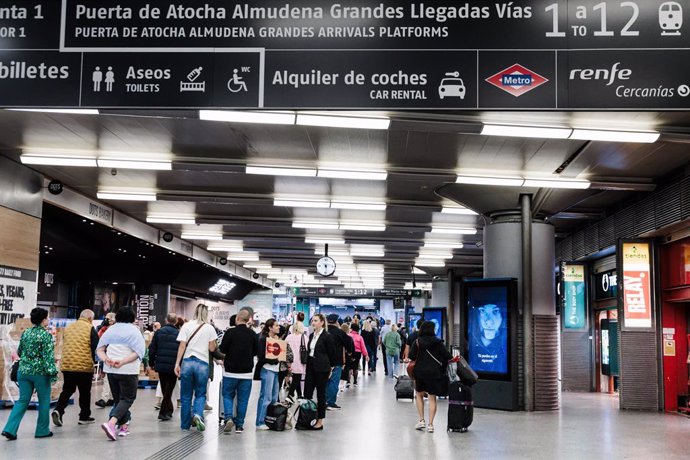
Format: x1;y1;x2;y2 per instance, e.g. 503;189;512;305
485;64;548;97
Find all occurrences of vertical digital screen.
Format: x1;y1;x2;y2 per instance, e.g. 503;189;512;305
408;313;422;332
467;286;509;376
423;309;444;340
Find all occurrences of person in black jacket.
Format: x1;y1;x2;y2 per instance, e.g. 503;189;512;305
304;314;337;429
149;313;180;421
218;310;258;434
408;321;451;434
326;314;353;411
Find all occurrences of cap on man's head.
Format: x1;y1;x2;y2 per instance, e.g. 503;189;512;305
326;314;339;324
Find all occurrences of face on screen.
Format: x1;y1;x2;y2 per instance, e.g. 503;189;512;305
479;304;503;344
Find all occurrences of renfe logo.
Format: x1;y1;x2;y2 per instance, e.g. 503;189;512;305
485;64;548;97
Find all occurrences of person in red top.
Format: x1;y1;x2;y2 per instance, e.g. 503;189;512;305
347;324;368;387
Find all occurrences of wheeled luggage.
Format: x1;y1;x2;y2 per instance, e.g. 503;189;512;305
394;375;415;400
447;381;473;432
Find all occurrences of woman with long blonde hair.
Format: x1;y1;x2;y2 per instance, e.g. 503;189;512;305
361;320;377;375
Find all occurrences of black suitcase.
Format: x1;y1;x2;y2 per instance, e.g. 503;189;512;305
447;381;473;432
394;375;415;400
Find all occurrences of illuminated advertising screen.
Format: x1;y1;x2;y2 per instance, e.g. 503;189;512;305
422;308;444;341
621;242;653;329
408;313;422;332
562;264;586;329
467;285;509;376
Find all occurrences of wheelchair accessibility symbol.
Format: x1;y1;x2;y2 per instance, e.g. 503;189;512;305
227;69;248;93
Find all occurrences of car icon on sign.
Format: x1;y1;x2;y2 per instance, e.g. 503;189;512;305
439;71;466;100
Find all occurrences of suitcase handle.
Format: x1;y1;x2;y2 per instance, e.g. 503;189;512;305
449;400;474;406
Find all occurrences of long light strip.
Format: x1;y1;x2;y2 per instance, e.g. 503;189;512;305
274;199;330;208
330;201;387;211
317;169;388;181
296;114;390;130
415;260;446;267
339;223;386;231
424;241;464;249
181;233;223;240
146;216;196;224
98;158;172;170
456;175;525;187
431;227;477;235
523;178;591;189
21;154;98;167
97;191;157;201
199;110;296;125
481;124;573;139
441;206;478;215
10;108;100;115
293;221;339;230
570;128;660;143
208;242;244;251
247;166;317;177
305;237;346;245
227;252;260;261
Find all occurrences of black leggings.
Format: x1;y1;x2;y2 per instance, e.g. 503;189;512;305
289;373;303;399
304;361;329;419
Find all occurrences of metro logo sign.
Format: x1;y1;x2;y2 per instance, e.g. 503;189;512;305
485;64;548;97
621;242;653;329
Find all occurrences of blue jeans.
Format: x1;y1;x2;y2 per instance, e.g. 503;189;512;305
326;365;343;406
222;377;252;428
179;356;209;430
256;368;279;426
386;354;400;378
2;374;52;437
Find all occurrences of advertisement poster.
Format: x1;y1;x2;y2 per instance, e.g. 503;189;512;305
563;264;586;329
422;309;444;341
621;243;653;329
467;286;508;375
265;337;287;362
0;265;37;326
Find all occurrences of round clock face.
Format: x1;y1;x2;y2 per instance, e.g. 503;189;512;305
316;256;336;276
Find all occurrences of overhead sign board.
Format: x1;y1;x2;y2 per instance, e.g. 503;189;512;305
562;264;586;329
1;1;690;109
292;287;422;298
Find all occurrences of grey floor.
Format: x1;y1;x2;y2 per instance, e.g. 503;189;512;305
1;360;689;459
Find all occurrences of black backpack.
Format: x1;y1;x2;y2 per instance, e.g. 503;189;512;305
295;400;318;430
265;403;288;431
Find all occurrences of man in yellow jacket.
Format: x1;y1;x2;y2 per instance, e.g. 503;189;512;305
52;309;99;426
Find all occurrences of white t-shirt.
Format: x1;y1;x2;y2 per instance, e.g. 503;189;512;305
309;329;323;358
104;344;141;375
177;320;217;362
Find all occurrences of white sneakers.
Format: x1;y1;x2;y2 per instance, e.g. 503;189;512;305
256;424;270;431
414;420;426;431
427;425;435;433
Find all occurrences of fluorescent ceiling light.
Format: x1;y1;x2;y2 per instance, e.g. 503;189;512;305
98;158;172;170
10;108;99;115
147;216;196;224
418;251;453;259
570;129;660;143
330;201;386;211
415;260;446;267
350;250;385;257
199;110;295;125
296;114;390;130
456;175;525;187
21;154;97;167
274;198;330;208
247;165;317;177
227;252;260;261
413;267;427;274
523;178;591;189
209;279;236;295
441;206;478;215
317;169;388;181
305;238;346;245
293;221;339;230
431;227;477;235
339;223;386;232
181;233;223;240
243;263;272;269
481;124;572;139
207;242;244;251
424;241;464;249
97;191;156;201
314;247;350;256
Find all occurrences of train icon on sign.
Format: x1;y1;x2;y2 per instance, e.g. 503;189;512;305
659;2;683;36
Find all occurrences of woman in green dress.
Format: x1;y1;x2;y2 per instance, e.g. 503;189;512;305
2;308;58;440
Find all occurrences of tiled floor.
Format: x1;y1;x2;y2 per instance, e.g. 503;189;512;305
1;363;689;459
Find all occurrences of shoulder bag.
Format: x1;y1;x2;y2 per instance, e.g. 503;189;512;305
10;360;19;383
406;339;419;379
299;333;308;363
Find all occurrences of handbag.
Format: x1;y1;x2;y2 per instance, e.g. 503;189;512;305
10;360;19;383
299;334;308;364
406;339;419;379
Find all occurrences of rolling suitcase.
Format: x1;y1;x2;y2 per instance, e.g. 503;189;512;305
394;364;415;400
447;381;473;432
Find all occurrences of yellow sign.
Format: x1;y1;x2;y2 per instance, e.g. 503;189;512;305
664;339;676;357
563;265;585;282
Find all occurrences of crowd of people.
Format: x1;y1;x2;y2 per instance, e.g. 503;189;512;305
2;306;448;441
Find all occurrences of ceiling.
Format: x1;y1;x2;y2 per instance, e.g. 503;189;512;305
2;109;690;289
